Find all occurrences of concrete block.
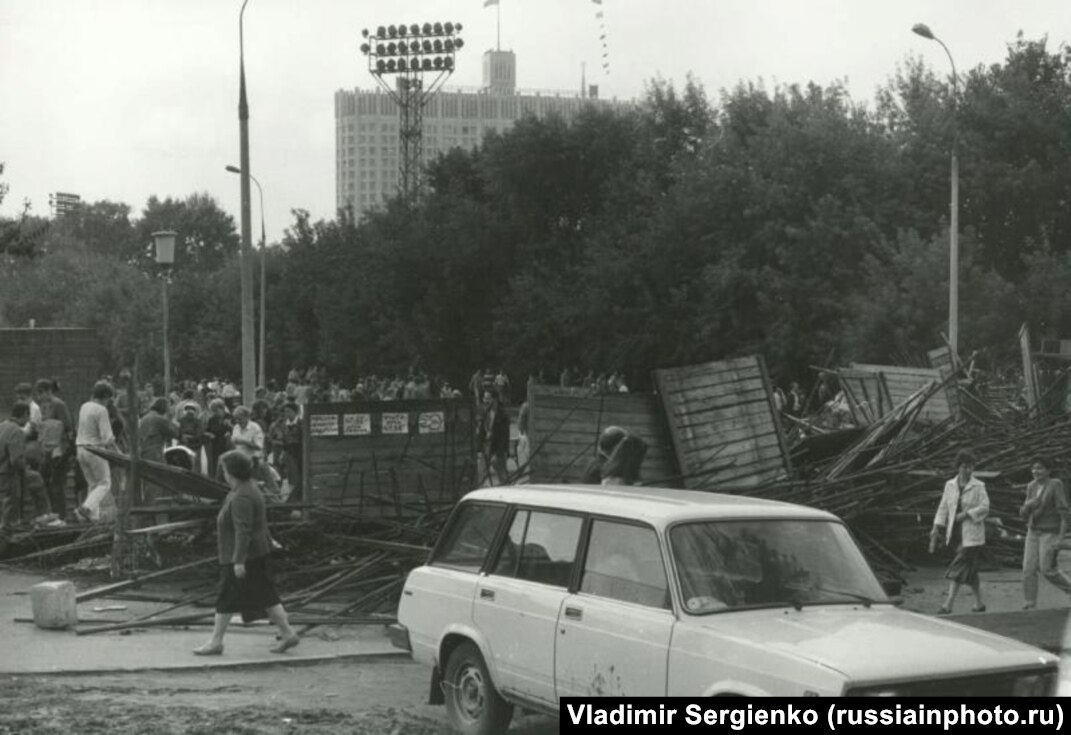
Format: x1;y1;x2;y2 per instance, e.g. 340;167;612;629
30;580;78;629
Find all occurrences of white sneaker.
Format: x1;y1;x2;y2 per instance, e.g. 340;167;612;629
44;519;67;528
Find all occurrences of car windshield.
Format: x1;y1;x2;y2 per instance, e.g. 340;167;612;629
670;519;887;614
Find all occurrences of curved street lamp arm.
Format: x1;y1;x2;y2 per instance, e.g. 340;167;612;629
932;36;959;103
240;0;250;57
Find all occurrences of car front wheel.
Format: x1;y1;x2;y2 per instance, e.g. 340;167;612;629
443;641;514;735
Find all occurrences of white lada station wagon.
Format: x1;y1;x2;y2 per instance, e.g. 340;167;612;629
391;485;1058;734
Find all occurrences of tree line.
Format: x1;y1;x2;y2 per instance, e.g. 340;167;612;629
2;35;1069;392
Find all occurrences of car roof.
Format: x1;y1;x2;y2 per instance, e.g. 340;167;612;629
462;484;839;526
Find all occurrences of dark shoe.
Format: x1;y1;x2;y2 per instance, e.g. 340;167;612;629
75;506;93;523
192;642;224;656
972;604;986;613
1023;602;1037;610
937;606;952;615
270;635;300;654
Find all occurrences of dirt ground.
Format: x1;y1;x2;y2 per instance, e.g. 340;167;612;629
0;659;558;735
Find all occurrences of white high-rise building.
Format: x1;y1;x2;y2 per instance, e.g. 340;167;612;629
335;49;629;220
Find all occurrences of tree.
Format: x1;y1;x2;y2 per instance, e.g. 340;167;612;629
957;35;1071;277
0;163;48;259
133;193;239;272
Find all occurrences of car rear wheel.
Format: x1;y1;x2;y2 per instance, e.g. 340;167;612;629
443;642;513;735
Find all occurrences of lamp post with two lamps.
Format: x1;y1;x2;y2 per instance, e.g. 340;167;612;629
226;165;266;389
152;230;177;401
912;22;960;361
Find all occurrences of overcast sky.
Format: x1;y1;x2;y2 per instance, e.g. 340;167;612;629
1;0;1067;245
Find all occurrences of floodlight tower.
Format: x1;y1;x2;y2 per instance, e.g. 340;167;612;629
360;22;464;204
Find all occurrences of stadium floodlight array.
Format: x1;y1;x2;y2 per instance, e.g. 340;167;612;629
358;22;464;204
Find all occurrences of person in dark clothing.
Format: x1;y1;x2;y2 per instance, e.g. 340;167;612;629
139;397;175;463
581;425;629;484
35;379;74;520
204;399;233;479
106;399;128;454
280;402;303;503
177;402;205;458
0;403;59;542
479;390;510;486
600;434;648;486
193;450;298;656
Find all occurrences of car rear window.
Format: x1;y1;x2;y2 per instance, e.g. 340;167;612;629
431;503;506;573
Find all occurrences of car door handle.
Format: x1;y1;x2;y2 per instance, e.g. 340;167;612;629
564;606;583;620
480;588;495;600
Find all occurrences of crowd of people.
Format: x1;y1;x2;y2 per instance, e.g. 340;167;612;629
0;371;314;541
2;361;769;539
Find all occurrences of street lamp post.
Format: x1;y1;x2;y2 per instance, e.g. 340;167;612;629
152;230;177;401
237;0;256;406
912;22;960;361
226;165;266;388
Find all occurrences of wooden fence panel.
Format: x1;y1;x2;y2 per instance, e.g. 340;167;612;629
303;400;475;520
654;356;791;489
835;369;892;425
526;387;679;487
851;363;950;423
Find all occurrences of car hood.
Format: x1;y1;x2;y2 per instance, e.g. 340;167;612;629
697;605;1056;684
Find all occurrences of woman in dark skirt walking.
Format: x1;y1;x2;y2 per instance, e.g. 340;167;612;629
193;450;299;656
929;449;990;615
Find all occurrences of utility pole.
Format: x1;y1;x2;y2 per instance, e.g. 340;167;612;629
238;0;256;404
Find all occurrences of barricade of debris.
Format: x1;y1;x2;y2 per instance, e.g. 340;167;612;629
6;507;439;639
725;352;1070;591
7;327;1066;629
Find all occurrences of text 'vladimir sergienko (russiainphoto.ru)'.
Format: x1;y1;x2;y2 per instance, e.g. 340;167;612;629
559;699;1066;733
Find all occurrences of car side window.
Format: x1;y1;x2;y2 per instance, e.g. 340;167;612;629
491;510;582;588
580;520;669;609
431;503;506;573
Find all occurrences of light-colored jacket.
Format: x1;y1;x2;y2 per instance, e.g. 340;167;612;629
933;476;989;548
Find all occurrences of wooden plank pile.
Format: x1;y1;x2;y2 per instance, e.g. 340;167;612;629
717;368;1071;584
57;509;440;638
